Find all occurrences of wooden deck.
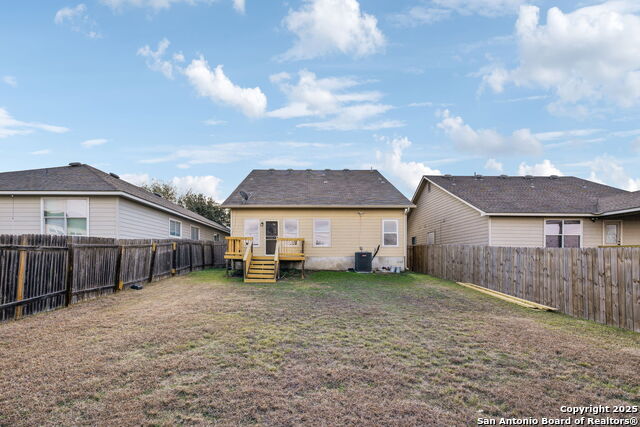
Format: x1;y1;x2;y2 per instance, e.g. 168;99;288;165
225;237;305;282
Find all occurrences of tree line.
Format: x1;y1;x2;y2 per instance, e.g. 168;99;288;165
143;181;230;227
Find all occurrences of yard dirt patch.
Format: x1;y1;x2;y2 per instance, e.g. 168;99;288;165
0;270;638;426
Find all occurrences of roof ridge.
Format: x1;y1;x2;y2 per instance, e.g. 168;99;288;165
80;164;121;191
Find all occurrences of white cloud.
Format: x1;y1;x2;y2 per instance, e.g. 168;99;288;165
232;0;245;13
54;4;101;38
101;0;242;13
121;173;150;186
140;142;262;167
2;76;17;87
137;38;176;79
203;119;226;126
391;0;525;26
268;69;402;130
436;109;542;155
184;57;267;118
280;0;385;60
81;138;108;148
390;7;451;27
482;2;640;113
171;175;222;200
31;149;51;155
534;128;603;142
375;136;441;189
0;108;69;139
517;159;563;176
587;155;640;191
260;157;312;168
484;158;503;172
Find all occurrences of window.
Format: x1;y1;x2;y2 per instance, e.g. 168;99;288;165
411;236;417;246
213;233;220;242
427;231;436;245
283;219;299;238
43;199;88;236
544;219;581;248
169;219;181;237
313;219;331;247
190;226;200;240
382;219;399;247
244;219;260;246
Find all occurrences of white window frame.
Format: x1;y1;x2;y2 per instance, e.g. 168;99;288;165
41;197;90;236
244;218;260;247
427;231;436;245
283;219;299;238
382;219;400;248
543;218;583;248
213;233;220;242
190;225;200;241
313;218;331;248
169;219;182;238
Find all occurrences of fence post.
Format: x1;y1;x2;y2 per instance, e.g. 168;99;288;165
115;244;124;291
14;235;28;320
148;242;157;283
171;241;177;275
65;237;74;306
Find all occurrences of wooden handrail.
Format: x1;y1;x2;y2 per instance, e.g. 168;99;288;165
243;243;252;279
274;240;280;279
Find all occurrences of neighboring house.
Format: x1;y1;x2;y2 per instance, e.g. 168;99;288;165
221;169;414;272
409;175;640;248
0;163;229;240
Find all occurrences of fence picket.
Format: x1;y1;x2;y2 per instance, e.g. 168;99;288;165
408;244;640;332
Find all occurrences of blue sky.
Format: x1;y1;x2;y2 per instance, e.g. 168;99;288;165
2;0;640;200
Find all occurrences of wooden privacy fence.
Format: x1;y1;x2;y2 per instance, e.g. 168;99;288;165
0;234;227;321
408;244;640;333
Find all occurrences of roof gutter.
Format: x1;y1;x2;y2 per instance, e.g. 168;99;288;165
0;190;229;233
222;204;415;209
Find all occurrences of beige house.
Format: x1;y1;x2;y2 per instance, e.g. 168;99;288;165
409;175;640;248
0;163;229;240
221;169;414;282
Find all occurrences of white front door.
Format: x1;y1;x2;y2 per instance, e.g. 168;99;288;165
604;221;622;246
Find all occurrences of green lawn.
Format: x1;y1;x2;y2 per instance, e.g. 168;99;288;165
0;269;638;425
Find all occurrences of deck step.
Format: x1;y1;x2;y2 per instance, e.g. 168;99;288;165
249;269;274;274
251;261;275;265
252;256;275;260
246;273;276;279
244;278;276;283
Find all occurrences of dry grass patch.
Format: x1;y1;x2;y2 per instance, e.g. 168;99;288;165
0;269;638;425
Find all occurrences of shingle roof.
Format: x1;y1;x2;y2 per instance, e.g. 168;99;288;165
421;175;630;214
221;169;413;208
596;191;640;214
0;164;229;232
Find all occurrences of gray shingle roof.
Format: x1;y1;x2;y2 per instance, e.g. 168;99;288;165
422;175;630;214
0;164;229;233
221;169;413;208
596;191;640;214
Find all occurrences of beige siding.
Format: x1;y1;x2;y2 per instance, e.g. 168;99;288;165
230;208;406;258
490;216;604;248
89;197;118;237
118;198;224;240
407;182;489;245
621;217;640;245
0;196;118;237
0;196;41;234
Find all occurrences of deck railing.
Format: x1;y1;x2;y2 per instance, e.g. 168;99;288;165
276;238;305;260
242;242;253;278
225;236;253;259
